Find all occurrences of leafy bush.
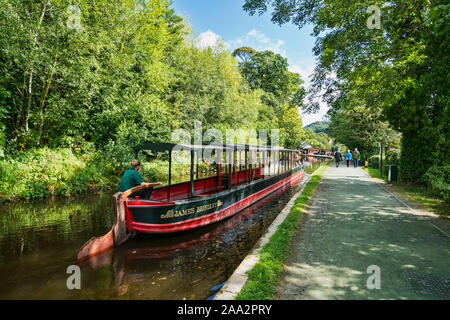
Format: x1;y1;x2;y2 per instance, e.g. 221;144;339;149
369;149;400;175
423;165;450;203
0;148;117;202
141;160;213;185
385;149;400;166
369;155;381;169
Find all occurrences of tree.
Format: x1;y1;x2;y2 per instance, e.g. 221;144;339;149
304;121;329;134
278;104;305;149
328;107;401;157
165;40;262;135
242;0;449;183
0;0;183;153
232;46;257;65
240;50;305;111
303;129;330;150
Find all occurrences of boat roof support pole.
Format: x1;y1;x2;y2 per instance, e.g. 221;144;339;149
249;149;253;182
263;151;266;179
217;150;221;192
278;151;281;174
234;150;237;187
196;150;199;180
268;151;271;176
228;150;232;190
288;151;290;170
245;150;248;183
168;149;172;200
190;149;194;198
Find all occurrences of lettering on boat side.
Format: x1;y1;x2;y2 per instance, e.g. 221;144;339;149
177;303;272;317
66;265;81;290
161;200;223;219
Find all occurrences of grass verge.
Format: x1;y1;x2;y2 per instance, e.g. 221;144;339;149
363;167;449;219
235;161;331;300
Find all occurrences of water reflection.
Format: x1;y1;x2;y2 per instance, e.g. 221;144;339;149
0;176;302;299
78;182;301;300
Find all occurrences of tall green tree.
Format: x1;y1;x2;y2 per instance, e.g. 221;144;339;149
232;46;257;65
166;40;262;135
0;0;183;154
242;0;449;183
237;50;306;148
240;50;305;111
328;106;401;157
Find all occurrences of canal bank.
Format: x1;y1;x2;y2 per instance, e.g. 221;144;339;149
215;161;331;300
276;165;450;300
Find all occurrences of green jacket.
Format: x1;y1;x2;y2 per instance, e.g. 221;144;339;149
120;168;143;192
352;151;360;160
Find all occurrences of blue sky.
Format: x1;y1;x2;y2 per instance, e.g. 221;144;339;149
170;0;329;126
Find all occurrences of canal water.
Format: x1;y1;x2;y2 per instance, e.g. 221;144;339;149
0;161;324;300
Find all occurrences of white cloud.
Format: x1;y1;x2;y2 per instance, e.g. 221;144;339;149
289;62;314;88
229;29;286;56
301;105;329;127
195;30;229;49
289;59;330;126
247;29;270;44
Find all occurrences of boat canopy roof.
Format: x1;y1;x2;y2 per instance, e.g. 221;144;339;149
133;142;232;153
133;142;298;153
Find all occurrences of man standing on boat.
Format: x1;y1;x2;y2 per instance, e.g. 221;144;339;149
120;159;162;199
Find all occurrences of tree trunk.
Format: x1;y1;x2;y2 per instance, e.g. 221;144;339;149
37;72;54;147
24;72;33;132
24;3;47;134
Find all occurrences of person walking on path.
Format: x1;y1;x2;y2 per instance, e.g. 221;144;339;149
334;149;343;167
353;148;360;168
345;150;352;167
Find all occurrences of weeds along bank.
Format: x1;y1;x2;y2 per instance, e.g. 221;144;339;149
367;151;449;205
0;147;198;203
0;148;113;202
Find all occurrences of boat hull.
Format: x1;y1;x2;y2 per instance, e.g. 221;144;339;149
125;166;304;234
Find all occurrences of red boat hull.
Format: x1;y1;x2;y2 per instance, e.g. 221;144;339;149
125;167;304;234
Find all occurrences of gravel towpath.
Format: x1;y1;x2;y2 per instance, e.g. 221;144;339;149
276;165;450;300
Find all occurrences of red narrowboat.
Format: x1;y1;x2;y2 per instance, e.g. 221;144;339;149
124;143;304;234
76;143;304;262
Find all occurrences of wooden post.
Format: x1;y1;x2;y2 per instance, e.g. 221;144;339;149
380;142;383;178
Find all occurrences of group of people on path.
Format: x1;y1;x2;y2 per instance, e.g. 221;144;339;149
334;148;360;168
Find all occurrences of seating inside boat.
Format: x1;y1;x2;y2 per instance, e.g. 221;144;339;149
130;142;299;202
